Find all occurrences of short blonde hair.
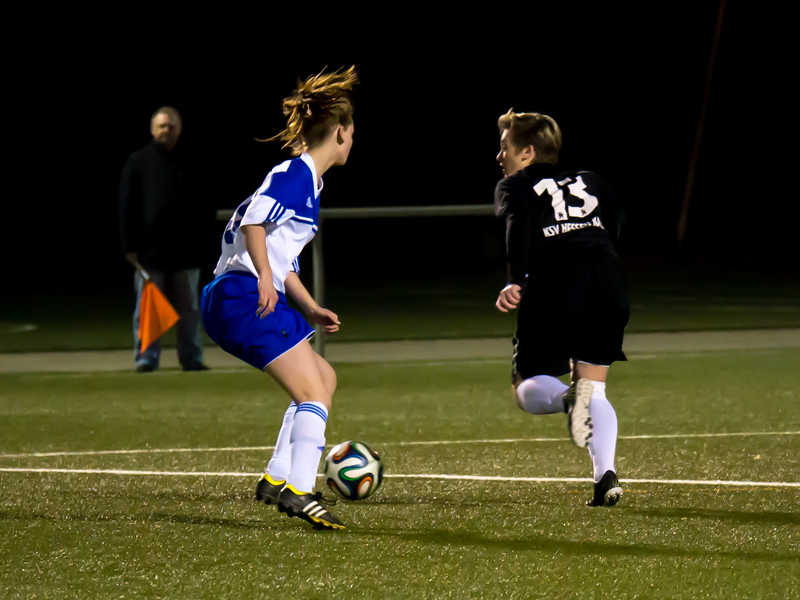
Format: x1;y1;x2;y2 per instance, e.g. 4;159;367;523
498;109;562;165
267;66;359;156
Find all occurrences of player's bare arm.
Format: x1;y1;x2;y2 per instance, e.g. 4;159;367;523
241;224;278;318
284;272;340;333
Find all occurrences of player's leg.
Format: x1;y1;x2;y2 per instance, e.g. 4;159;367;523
570;253;630;506
314;350;337;397
570;362;622;506
563;363;600;450
256;399;298;503
264;340;344;529
510;270;572;416
133;269;165;372
168;268;205;370
257;345;337;504
513;371;569;415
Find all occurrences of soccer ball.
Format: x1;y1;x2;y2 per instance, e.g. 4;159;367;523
323;441;384;500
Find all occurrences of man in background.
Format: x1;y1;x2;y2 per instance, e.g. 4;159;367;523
119;106;208;372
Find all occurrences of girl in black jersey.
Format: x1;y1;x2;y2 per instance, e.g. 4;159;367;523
494;110;630;507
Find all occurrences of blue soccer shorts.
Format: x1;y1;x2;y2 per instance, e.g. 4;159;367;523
201;270;314;370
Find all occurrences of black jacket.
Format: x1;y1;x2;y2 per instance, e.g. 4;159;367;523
119;141;206;270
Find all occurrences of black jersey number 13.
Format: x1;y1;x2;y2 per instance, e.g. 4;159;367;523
534;176;598;222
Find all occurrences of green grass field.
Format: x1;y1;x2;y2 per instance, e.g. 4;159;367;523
2;259;800;353
1;349;798;598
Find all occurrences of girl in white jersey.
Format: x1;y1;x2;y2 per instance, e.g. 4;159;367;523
201;67;358;530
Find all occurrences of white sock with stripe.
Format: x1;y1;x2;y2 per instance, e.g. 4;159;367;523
266;401;297;482
587;382;618;482
516;375;569;415
287;401;328;494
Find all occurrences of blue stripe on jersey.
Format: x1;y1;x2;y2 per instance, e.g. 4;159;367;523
291;214;314;223
265;202;281;222
295;403;328;422
264;202;290;224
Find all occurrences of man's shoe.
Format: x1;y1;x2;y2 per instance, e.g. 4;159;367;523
135;363;155;373
277;485;345;530
182;362;210;372
255;474;284;505
564;379;593;448
587;470;623;507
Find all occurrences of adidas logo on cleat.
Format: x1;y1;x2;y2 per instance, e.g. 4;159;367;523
277;486;345;530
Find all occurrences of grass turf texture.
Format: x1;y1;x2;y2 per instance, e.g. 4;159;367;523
2;262;800;353
1;350;799;598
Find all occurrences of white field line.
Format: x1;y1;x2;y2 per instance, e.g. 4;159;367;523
0;467;797;488
2;430;798;459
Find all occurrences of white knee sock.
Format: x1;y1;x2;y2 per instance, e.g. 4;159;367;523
516;375;569;415
266;401;297;482
286;401;328;494
587;382;618;482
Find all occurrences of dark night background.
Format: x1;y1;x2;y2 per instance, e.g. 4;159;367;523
7;3;796;302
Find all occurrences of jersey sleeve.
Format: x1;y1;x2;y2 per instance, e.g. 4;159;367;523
495;176;531;286
290;256;300;274
240;167;307;228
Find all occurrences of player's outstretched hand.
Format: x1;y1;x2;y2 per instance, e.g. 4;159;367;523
496;284;522;313
257;280;279;319
309;307;341;334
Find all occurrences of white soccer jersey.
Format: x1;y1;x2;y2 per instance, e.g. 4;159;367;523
213;153;322;293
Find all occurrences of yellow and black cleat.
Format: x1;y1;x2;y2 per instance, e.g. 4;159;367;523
277;485;346;530
255;474;284;505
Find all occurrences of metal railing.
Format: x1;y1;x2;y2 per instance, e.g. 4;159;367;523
215;204;496;356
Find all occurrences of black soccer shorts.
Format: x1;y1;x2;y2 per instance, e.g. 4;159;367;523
512;251;630;382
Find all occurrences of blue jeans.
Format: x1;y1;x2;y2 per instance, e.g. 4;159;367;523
133;268;204;369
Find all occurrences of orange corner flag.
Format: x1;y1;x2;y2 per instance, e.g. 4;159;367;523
138;281;180;351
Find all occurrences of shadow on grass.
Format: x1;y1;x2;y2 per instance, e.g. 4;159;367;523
346;527;799;562
617;506;800;525
0;510;293;532
3;506;799;561
368;496;564;508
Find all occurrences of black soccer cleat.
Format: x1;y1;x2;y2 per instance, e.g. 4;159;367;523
564;378;593;448
277;485;345;530
255;474;284;505
587;470;623;507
